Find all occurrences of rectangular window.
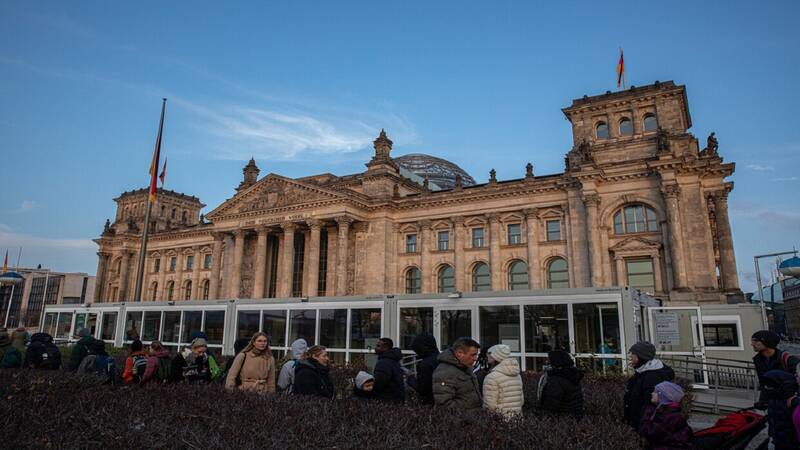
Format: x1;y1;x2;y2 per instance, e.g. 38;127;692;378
237;311;260;339
186;255;194;271
289;309;316;345
161;311;181;343
204;311;225;345
154;258;161;273
507;224;521;245
56;312;74;339
263;309;287;347
546;220;561;241
125;311;143;341
169;257;177;272
480;305;521;351
100;312;117;341
472;228;484;248
626;258;655;293
703;323;739;347
180;311;203;344
43;313;58;337
319;309;348;349
142;312;161;341
524;304;569;353
573;303;620;355
399;307;433;350
405;234;417;253
203;254;212;269
291;233;306;297
25;276;46;328
437;231;449;251
350;308;382;349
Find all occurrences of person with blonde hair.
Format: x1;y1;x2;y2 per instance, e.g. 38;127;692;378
225;332;276;393
293;345;335;398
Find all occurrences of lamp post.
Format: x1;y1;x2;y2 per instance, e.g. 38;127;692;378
754;250;797;329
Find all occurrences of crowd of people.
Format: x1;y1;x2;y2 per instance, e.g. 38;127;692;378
2;325;800;448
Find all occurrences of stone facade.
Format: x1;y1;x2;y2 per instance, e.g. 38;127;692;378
94;81;742;305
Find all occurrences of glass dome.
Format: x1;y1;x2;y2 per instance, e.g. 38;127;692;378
393;153;476;190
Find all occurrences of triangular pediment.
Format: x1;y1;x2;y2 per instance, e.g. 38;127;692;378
609;236;661;252
207;174;345;219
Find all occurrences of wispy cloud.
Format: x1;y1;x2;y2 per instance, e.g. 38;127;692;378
2;200;38;215
775;177;798;182
0;224;97;273
0;224;95;251
746;164;775;172
731;202;800;227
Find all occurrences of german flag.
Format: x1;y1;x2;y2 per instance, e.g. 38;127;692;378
2;249;7;273
148;99;167;202
617;48;625;89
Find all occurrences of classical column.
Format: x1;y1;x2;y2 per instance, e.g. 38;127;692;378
209;233;224;299
419;220;433;293
175;248;186;300
615;256;626;286
305;219;322;297
117;251;132;301
661;184;687;289
583;193;603;287
487;213;502;290
334;217;352;296
191;246;202;300
157;253;168;301
221;234;234;298
253;227;269;299
94;252;109;302
280;222;297;297
712;191;740;291
653;252;664;293
524;208;541;289
453;217;466;292
229;230;246;298
325;227;337;295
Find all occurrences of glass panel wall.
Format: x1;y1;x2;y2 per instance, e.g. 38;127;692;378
524;304;569;353
263;310;287;347
289;309;316;345
181;311;203;343
319;309;347;349
440;309;471;350
204;311;225;345
142;312;161;341
100;312;117;341
350;308;381;350
125;311;143;340
43;312;58;337
161;311;181;343
479;306;520;351
56;312;73;339
237;311;260;339
399;307;433;350
573;303;620;355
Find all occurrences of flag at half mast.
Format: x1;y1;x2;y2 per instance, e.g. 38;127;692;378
148;99;167;202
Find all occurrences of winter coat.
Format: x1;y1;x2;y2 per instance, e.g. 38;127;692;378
793;403;800;445
11;329;28;351
539;366;584;419
482;358;524;417
753;349;799;405
293;358;335;399
0;343;22;369
408;333;440;404
761;369;800;450
278;339;310;391
142;350;172;384
373;347;405;403
639;404;693;449
624;359;675;429
225;350;276;393
69;336;95;371
172;350;221;384
23;333;61;370
432;349;482;411
122;351;150;384
181;352;213;384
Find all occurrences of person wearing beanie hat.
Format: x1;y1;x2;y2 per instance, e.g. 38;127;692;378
482;344;524;418
751;329;799;410
122;339;149;384
639;381;693;449
538;349;583;419
624;341;675;430
0;328;22;369
352;371;375;400
278;338;309;392
176;337;215;384
68;328;97;371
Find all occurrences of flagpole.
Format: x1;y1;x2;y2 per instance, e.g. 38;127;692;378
133;98;167;303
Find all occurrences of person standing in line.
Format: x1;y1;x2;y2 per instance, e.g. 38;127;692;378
751;330;799;409
121;339;149;384
372;337;405;404
538;350;584;419
278;338;308;392
623;341;675;430
293;345;335;399
225;332;276;393
432;337;482;411
482;344;524;418
0;329;22;368
68;328;95;371
406;333;440;404
141;341;172;384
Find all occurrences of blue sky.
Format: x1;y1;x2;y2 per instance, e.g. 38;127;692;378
1;1;798;292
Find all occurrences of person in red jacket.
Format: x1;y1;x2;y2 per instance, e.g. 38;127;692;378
121;339;149;384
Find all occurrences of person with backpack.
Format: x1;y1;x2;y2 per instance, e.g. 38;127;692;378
68;328;95;371
538;350;584;419
293;345;335;399
142;341;172;384
78;339;116;384
23;332;61;370
760;369;800;450
225;332;276;393
751;330;799;409
624;341;675;430
406;332;439;404
278;338;308;392
0;329;22;368
121;339;149;384
222;337;250;387
482;344;524;418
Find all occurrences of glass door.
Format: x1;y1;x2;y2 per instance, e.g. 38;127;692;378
434;307;475;351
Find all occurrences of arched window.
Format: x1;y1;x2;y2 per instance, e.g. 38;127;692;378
596;122;609;139
171;208;176;220
166;281;175;301
151;282;158;301
202;279;210;300
438;265;455;293
184;281;192;300
181;211;188;224
643;113;658;132
508;260;529;290
619;117;633;135
547;258;569;288
613;204;659;234
472;262;491;292
405;267;421;294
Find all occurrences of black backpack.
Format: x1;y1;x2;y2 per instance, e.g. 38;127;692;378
155;356;172;383
131;354;148;383
25;333;61;370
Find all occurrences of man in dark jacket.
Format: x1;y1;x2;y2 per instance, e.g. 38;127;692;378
432;337;482;411
68;328;95;371
761;369;800;450
624;341;675;430
539;350;584;419
23;332;61;370
751;330;799;409
372;338;405;404
407;333;440;404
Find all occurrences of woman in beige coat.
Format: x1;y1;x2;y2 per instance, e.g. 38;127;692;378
482;344;524;418
225;332;276;393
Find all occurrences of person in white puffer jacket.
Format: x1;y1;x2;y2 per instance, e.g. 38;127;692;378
482;344;524;418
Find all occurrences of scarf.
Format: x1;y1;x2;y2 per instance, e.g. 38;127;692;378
635;358;664;374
